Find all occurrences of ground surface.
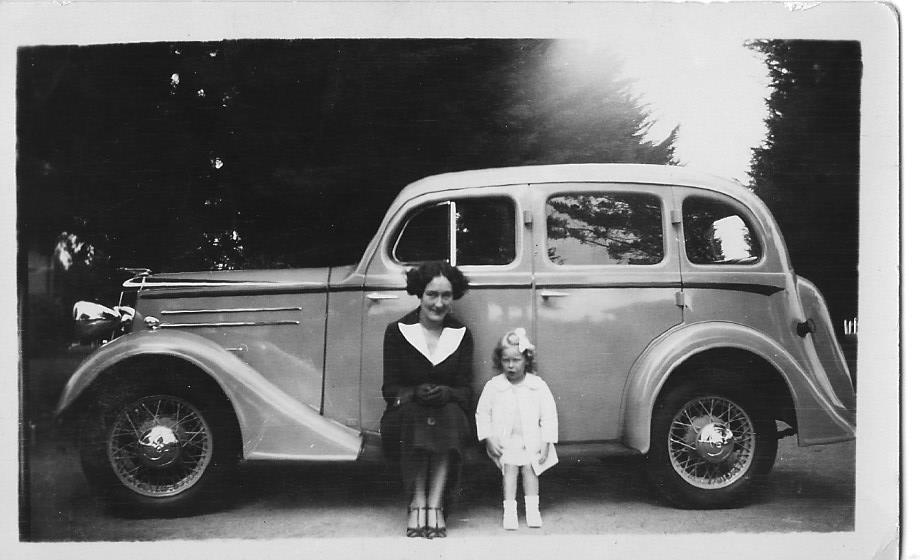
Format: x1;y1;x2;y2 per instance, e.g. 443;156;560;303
21;353;855;541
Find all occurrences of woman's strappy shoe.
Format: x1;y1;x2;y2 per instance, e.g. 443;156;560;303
406;506;426;538
425;507;447;538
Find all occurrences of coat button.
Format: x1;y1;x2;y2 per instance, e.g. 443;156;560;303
427;417;436;426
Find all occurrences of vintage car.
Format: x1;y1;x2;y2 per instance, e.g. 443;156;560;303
56;164;856;514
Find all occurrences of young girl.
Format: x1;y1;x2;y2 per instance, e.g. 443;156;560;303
475;328;558;529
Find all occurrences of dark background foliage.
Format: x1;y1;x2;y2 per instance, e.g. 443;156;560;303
748;39;861;329
18;40;674;274
18;39;677;353
18;38;859;352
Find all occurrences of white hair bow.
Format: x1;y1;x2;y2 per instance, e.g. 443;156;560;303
513;328;535;353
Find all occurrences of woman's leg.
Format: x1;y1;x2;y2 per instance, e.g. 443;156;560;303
427;452;450;508
403;449;429;508
426;452;450;537
404;450;428;535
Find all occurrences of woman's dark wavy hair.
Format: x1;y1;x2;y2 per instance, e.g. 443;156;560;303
405;261;470;299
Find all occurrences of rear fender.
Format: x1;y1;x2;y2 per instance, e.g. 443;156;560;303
620;321;856;453
56;329;362;461
796;277;856;409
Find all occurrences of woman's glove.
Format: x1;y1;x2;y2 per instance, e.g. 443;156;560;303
413;383;434;401
427;385;453;404
415;384;453;405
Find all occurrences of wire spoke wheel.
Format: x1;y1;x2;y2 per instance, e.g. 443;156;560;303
107;395;214;498
667;396;755;490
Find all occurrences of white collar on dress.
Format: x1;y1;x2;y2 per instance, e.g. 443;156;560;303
492;372;542;391
398;322;466;366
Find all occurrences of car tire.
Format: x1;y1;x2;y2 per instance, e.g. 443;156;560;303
79;376;240;517
647;369;778;509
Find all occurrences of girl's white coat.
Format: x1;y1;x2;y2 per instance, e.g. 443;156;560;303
475;372;559;474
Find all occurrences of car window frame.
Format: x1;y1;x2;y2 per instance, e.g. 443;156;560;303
538;184;673;270
680;192;767;268
386;193;522;269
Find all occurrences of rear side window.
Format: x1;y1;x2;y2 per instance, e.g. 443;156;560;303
392;197;516;266
682;196;762;265
545;192;664;265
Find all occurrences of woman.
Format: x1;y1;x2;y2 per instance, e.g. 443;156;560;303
381;261;473;539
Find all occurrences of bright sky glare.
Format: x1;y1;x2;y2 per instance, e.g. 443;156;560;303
551;35;772;185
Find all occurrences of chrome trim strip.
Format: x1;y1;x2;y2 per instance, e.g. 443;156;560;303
139;286;327;299
360;284;530;291
449;200;457;266
123;278;311;289
161;306;303;315
159;320;301;328
535;282;683;290
681;282;784;296
246;452;358;462
366;293;399;301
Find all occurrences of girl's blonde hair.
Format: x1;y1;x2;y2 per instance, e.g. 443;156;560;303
491;328;536;373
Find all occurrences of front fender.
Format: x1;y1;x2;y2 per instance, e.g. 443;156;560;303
620;321;856;454
56;329;362;461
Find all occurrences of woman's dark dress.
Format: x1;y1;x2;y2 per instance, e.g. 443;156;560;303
381;309;474;468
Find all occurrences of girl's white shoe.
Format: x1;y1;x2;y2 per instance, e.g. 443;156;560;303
525;495;542;528
503;500;519;530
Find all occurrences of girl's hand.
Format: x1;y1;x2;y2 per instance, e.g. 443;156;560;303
537;443;551;464
485;438;503;461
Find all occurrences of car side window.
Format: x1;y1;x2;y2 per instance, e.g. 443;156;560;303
392;197;516;266
545;192;664;265
682;196;763;265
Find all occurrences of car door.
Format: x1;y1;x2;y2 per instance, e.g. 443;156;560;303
675;187;788;337
531;183;683;442
359;185;533;432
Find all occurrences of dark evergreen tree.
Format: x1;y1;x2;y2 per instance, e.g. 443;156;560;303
747;39;861;332
19;39;676;278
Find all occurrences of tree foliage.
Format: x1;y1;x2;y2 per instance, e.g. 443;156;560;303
747;39;861;328
546;194;663;265
18;39;676;306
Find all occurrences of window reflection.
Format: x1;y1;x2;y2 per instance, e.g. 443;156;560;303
546;193;664;265
683;196;762;264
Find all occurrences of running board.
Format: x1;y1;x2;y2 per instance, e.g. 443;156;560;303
556;442;641;459
358;434;640;464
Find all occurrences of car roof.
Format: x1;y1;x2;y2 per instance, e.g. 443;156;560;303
361;164;787;274
398;163;751;200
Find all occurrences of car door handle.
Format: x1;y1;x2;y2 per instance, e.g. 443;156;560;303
366;292;399;301
540;290;570;298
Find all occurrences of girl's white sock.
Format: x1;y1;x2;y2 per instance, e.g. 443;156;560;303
524;495;542;528
503;499;519;530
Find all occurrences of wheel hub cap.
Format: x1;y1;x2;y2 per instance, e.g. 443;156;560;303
693;419;735;463
107;394;213;498
138;424;181;468
667;396;756;490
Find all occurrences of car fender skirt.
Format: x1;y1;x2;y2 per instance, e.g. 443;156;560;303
620;321;856;454
55;330;362;461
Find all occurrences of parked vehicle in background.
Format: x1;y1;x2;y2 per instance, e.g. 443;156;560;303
56;164;856;514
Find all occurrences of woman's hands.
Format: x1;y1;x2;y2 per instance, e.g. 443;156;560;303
414;383;453;405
